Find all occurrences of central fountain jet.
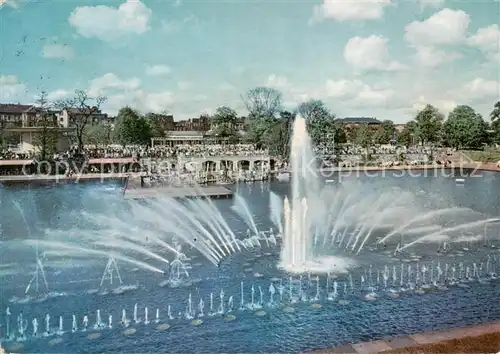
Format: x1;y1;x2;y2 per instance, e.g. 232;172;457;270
279;115;352;274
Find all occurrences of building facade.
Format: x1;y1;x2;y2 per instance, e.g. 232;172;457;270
1;104;77;154
56;107;113;128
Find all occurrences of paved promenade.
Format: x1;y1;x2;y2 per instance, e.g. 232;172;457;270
311;321;500;353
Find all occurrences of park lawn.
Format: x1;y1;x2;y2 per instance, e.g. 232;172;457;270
463;149;500;163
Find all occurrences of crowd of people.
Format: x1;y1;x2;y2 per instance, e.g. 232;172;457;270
313;143;455;168
0;141;459;179
79;143;269;159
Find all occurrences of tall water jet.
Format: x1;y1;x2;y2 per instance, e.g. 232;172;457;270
278;115;351;274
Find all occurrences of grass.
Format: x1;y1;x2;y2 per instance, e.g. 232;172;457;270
462;149;500;163
385;332;500;354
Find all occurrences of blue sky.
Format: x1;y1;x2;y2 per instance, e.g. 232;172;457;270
0;0;499;122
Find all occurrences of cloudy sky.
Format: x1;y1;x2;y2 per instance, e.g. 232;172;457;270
0;0;499;122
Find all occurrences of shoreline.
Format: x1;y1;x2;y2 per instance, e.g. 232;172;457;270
0;163;498;186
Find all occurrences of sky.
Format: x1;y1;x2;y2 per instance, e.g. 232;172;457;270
0;0;499;123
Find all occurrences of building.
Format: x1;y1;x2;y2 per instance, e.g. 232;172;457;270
56;107;112;128
394;124;406;133
0;104;41;128
335;117;382;128
5;126;75;153
174;115;211;132
147;113;175;131
1;104;76;154
151;129;246;147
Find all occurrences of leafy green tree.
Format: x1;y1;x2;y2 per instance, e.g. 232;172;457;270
413;104;444;145
490;101;500;122
373;120;395;144
297;99;336;147
443;105;488;149
346;125;358;143
334;123;347;144
489;101;500;144
212;106;239;141
242;87;283;119
114;107;152;146
267;110;295;159
146;112;174;137
355;124;373;149
245;116;277;148
397;127;412;147
83;124;114;145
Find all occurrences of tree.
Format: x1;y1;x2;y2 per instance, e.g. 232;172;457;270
267;110;295;159
245;115;278;148
114;107;152;146
146;112;174;138
355;124;373;149
297;99;336;147
490;101;500;122
373;120;395;145
212;106;239;141
333;123;347;145
489;101;500;144
54;90;106;152
242;87;282;119
83;124;114;145
397;127;412;147
346;125;359;143
297;99;329;121
443;105;488;149
33;91;60;164
413;104;444;145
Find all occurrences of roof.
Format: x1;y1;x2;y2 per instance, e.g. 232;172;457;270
167;131;204;137
65;108;106;116
0;159;35;166
336;117;382;124
0;104;34;114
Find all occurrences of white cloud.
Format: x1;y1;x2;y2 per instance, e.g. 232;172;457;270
0;75;26;101
467;24;500;62
455;78;500;103
418;0;445;10
47;89;71;101
145;65;170;77
414;46;461;68
161;15;202;34
354;86;395;108
218;82;235;91
343;35;405;71
0;0;18;9
404;8;469;67
86;73;174;114
41;44;74;60
177;81;191;90
404;8;470;46
324;79;364;98
137;91;175;113
68;0;152;42
411;95;457;114
266;74;290;89
88;73;141;96
323;78;396;108
310;0;393;23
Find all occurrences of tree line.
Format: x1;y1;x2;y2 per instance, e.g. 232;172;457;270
2;87;499;162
